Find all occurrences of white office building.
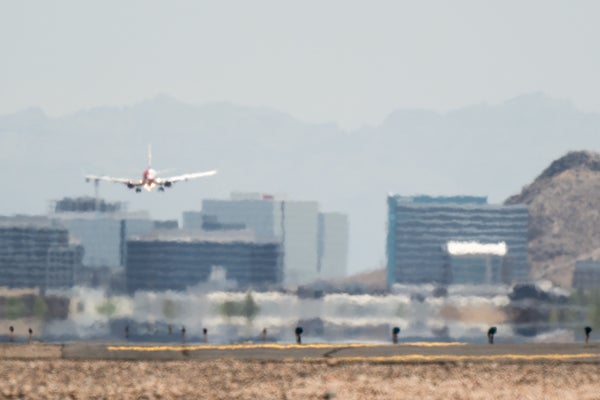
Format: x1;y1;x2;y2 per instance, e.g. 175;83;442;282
318;213;349;280
184;193;348;285
50;197;154;268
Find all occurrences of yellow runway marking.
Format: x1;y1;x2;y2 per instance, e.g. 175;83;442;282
105;344;599;362
403;342;466;347
108;343;379;352
330;354;599;362
107;342;466;352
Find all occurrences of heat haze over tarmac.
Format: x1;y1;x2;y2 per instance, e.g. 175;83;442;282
4;342;597;362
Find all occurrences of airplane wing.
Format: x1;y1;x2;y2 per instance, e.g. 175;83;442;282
159;170;218;185
85;175;142;187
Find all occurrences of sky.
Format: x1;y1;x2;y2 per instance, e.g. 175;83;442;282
1;0;599;129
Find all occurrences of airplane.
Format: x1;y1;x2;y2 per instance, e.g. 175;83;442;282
85;146;217;192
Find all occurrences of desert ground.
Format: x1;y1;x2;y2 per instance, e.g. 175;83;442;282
1;343;599;399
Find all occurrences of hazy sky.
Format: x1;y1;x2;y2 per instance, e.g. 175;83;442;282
1;0;599;129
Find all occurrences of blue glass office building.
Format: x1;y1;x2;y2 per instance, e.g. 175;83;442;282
126;234;281;293
386;195;529;287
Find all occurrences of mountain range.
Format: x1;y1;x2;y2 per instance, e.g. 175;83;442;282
2;92;600;274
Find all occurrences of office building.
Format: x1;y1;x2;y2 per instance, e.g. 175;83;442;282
0;217;83;291
184;193;348;285
573;260;600;290
318;213;349;280
442;241;511;285
50;197;154;268
386;195;529;287
126;231;281;293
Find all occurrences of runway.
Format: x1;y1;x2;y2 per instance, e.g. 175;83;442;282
4;342;600;362
2;342;600;398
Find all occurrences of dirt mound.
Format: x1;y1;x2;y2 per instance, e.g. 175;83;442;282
505;150;600;287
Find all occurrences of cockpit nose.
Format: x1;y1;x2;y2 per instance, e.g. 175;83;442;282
144;169;157;180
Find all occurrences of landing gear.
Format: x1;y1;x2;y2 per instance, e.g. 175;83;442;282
135;188;142;193
158;187;165;192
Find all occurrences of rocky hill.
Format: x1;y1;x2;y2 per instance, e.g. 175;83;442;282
505;151;600;287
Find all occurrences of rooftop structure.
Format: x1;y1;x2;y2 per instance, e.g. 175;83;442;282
51;197;125;214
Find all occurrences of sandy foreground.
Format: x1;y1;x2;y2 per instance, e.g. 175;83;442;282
1;344;599;399
1;359;600;399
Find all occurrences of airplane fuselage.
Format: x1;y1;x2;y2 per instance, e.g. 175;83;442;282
142;168;159;191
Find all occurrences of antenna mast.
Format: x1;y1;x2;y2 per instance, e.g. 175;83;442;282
94;179;100;211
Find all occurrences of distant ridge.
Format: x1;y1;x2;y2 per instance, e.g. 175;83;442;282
4;92;600;276
535;151;600;182
506;150;600;287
